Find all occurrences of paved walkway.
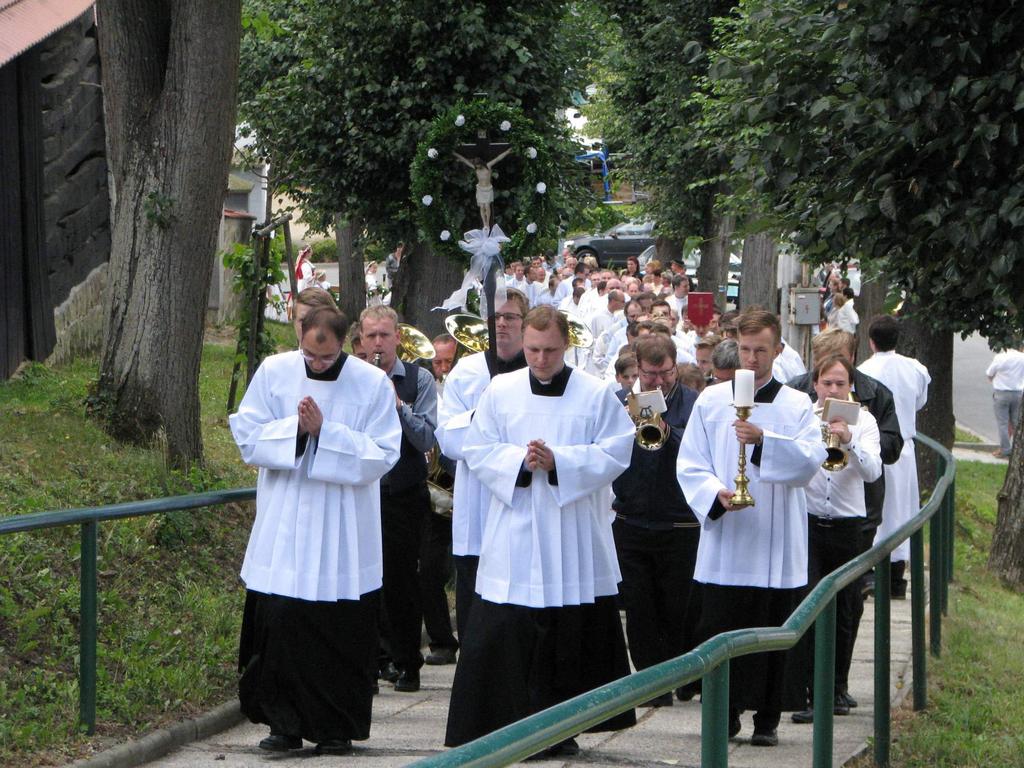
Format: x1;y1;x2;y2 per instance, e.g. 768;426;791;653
141;590;915;768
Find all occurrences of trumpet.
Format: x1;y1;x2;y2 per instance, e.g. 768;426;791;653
626;393;668;451
815;402;849;472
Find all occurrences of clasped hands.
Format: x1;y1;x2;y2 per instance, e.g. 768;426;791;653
298;396;323;438
524;439;555;472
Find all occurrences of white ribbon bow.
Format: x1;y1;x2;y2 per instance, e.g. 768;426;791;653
437;224;509;316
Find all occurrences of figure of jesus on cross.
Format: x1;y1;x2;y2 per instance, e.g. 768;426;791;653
453;133;513;231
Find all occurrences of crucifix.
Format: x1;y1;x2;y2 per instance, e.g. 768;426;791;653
451;128;514;377
453;129;513;232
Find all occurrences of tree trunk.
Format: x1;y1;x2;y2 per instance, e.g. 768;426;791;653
654;235;681;266
900;313;954;492
988;406;1024;588
854;273;889;363
334;215;364;324
389;241;464;339
738;226;777;313
697;200;733;311
95;0;241;467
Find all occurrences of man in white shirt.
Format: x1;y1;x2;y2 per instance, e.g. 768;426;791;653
858;315;930;598
231;307;401;755
666;274;691;319
445;306;636;756
772;338;808;383
985;341;1024;458
677;309;827;746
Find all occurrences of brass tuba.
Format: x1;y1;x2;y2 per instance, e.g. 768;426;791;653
397;323;436;362
626;393;668;451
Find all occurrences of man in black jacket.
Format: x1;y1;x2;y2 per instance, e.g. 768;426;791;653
787;328;903;717
612;335;700;707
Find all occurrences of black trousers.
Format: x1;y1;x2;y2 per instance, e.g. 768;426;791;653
381;483;431;672
806;516;870;696
419;508;458;652
453;554;479;644
612;520;700;671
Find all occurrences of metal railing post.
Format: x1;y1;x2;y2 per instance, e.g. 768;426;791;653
79;519;98;734
701;661;730;768
874;558;891;768
929;516;942;657
812;597;837;768
910;528;927;711
945;477;955;591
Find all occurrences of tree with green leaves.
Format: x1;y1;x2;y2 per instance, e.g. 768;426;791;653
93;0;241;466
238;0;589;335
696;0;1024;582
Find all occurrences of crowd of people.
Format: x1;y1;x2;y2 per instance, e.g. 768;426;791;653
227;251;949;757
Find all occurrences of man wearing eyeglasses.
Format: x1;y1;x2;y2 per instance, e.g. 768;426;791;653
435;289;529;643
230;306;401;755
359;305;438;694
610;335;700;706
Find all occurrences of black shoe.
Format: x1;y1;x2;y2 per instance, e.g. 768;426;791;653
729;712;741;738
892;580;908;600
258;733;302;751
315;739;352;755
379;661;400;682
834;693;851;716
640;692;673;707
527;737;580;760
425;647;458;665
675;682;700;701
839;691;859;708
750;728;778;747
791;708;814;724
394;669;420;692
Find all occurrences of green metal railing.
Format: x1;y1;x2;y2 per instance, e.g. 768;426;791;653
0;435;955;764
408;434;956;768
0;487;256;734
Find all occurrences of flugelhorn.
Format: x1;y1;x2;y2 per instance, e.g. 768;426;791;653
626;393;668;451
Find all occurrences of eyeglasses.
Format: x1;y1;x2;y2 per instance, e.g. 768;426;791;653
638;365;677;381
301;349;342;366
494;312;524;323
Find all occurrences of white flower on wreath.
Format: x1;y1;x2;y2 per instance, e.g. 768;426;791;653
440;230;451;241
427;148;438;159
526;146;537;159
526;222;537;234
535;182;547;194
454;114;465;126
422;195;433;206
499;120;511;132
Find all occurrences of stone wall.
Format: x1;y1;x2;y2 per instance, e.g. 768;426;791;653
49;262;108;366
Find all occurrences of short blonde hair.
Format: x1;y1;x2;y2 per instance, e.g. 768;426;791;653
359;304;399;331
812;328;856;363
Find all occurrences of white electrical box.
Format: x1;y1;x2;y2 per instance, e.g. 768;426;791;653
790;287;822;325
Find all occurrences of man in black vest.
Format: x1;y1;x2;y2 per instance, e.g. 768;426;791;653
787;328;903;717
360;306;438;693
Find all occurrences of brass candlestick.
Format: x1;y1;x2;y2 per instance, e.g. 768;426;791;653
730;404;755;509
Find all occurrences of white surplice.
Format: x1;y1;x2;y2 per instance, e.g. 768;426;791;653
858;351;930;560
229;351;402;601
677;380;828;589
772;339;807;383
435;351;494;558
463;367;635;607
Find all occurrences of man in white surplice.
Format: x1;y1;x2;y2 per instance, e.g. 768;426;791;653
677;309;827;747
445;306;637;756
230;306;401;755
434;289;529;642
858;314;930;598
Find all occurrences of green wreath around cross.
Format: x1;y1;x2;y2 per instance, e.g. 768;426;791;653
410;100;557;268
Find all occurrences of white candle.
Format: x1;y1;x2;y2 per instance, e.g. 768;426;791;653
734;369;755;407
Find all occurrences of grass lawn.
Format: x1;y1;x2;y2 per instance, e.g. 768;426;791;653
852;460;1024;767
0;323;294;767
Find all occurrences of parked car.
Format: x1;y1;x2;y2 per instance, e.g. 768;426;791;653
566;221;656;268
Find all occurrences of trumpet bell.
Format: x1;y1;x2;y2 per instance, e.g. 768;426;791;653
626;392;668;451
559;311;594;348
397;323;436;362
444;313;490;353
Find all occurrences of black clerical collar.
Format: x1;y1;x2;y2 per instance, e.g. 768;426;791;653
305;351;347;381
496;349;527;374
529;365;572;396
730;375;782;404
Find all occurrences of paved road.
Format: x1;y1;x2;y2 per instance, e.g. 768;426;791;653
953;333;997;443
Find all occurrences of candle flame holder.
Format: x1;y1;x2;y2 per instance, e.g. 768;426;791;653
730;404;755;509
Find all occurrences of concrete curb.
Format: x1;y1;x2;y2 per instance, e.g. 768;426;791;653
68;700;244;768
